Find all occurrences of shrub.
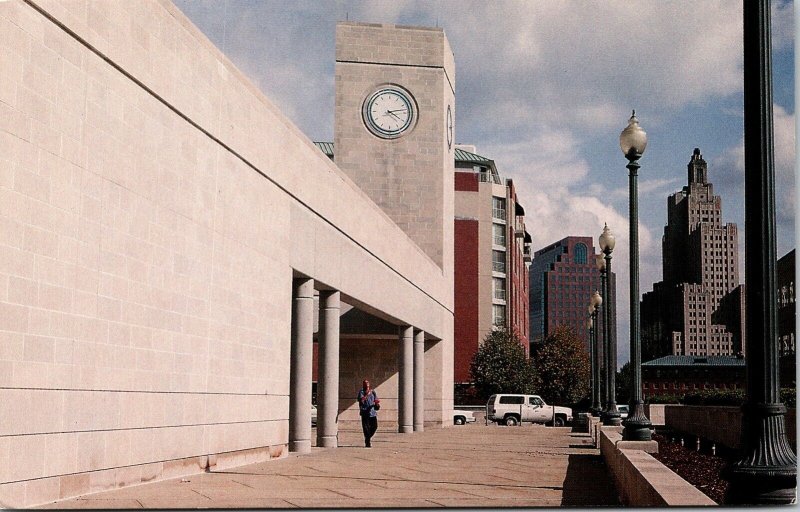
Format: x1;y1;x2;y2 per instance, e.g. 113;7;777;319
682;389;745;406
680;388;796;408
646;394;682;404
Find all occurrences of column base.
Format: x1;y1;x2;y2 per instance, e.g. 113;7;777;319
413;424;424;432
399;425;413;433
289;440;311;453
317;436;338;448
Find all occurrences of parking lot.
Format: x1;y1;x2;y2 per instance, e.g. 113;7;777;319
43;422;619;508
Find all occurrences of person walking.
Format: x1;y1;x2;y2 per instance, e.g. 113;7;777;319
358;379;380;447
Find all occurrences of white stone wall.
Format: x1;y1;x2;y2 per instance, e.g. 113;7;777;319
0;1;453;507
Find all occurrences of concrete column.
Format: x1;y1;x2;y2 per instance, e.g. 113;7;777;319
289;278;314;453
317;290;340;448
398;325;414;433
413;329;425;432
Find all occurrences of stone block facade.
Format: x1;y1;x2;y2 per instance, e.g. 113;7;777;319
334;22;455;271
0;1;454;507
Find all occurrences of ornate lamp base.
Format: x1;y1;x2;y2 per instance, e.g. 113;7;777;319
622;401;652;441
601;409;622;426
722;403;797;505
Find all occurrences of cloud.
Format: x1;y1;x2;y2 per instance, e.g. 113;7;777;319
173;0;794;366
484;142;663;367
713;103;796;254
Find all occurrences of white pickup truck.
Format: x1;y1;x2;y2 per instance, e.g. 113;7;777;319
486;394;573;427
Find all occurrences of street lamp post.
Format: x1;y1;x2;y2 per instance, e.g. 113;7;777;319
587;308;595;415
619;111;652;441
595;254;607;414
721;0;797;504
599;224;620;426
589;291;603;416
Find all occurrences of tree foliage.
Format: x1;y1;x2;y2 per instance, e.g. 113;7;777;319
532;325;590;404
469;328;537;400
616;361;633;404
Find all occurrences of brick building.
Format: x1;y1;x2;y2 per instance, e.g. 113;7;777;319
452;146;531;384
641;355;745;398
641;148;746;360
528;236;615;354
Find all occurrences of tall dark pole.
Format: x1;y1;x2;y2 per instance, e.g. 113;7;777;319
592;304;600;416
598;268;607;413
622;157;652;441
588;314;597;414
601;247;620;426
722;0;797;504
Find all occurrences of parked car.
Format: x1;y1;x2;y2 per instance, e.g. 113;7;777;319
453;409;477;425
617;404;629;419
486;394;573;427
311;405;317;426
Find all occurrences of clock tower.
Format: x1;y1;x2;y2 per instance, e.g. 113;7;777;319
334;22;455;272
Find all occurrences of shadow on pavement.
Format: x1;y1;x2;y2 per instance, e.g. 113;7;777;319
561;453;620;507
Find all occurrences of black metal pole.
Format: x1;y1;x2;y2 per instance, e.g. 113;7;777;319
622;159;652;440
602;253;620;426
591;311;601;415
589;315;597;414
722;0;797;504
598;273;607;413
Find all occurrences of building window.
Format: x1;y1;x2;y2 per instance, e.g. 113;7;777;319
492;197;506;221
574;243;588;264
492;223;506;247
492;304;506;327
493;277;506;301
492;251;506;273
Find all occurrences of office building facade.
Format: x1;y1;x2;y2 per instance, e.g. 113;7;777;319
641;148;746;360
528;236;615;353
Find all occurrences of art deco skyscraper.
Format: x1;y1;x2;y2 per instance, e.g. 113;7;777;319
641;148;746;360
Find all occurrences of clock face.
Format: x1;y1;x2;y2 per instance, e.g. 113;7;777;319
363;87;416;139
446;104;453;149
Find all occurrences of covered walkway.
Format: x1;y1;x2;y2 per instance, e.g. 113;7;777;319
41;424;619;508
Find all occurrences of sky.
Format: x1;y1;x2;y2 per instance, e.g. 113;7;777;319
174;0;796;367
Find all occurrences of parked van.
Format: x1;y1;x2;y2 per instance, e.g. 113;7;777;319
486;394;573;426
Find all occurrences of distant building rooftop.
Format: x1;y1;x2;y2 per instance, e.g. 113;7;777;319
642;355;745;367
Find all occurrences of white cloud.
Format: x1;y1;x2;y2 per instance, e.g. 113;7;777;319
488;148;662;366
713;103;796;253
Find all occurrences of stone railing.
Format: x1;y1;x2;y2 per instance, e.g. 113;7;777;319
597;426;715;506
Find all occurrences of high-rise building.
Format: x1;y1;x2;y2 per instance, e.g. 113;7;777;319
528;236;615;354
453;146;531;384
640;148;746;360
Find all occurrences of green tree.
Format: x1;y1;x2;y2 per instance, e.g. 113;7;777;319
532;325;590;405
469;328;537;400
616;361;633;404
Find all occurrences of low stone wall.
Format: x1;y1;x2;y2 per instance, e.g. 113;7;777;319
660;405;797;452
598;427;715;506
644;404;666;426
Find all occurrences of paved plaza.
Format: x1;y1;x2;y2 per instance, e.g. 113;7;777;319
40;423;619;509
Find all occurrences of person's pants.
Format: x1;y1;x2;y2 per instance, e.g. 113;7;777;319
361;415;378;446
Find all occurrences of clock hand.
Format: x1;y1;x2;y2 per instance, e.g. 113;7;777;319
386;110;403;121
386;109;407;114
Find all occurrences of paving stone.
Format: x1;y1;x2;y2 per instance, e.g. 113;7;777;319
39;424;620;508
